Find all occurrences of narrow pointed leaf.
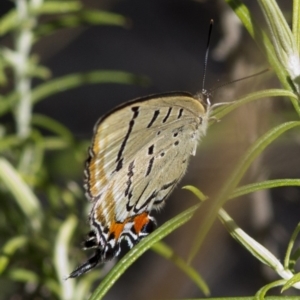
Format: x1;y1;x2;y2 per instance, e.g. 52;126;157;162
230;179;300;200
54;215;78;300
0;158;42;231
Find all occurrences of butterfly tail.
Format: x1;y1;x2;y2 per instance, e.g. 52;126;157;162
66;248;102;279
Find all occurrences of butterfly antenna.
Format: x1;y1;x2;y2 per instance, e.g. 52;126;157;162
210;68;270;94
202;19;214;101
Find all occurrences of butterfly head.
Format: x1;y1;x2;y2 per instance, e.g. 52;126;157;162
201;88;212;108
195;88;212;114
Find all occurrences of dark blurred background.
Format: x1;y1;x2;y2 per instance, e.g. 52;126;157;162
1;0;299;299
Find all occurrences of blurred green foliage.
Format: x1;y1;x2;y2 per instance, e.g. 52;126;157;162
1;0;300;299
0;1;140;299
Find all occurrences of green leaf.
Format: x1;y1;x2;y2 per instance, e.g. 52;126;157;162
225;0;300;115
28;64;51;80
218;208;284;272
0;9;17;36
0;158;43;231
15;130;48;187
31;114;74;143
151;241;210;296
0;53;8;85
7;268;39;283
212;89;298;120
0;135;23;151
257;0;299;93
290;248;300;271
32;71;147;105
225;0;287;83
284;222;300;270
282;272;300;292
0;236;28;275
218;200;300;289
0;94;13;116
32;1;82;15
88;204;199;300
188;121;300;264
255;279;286;299
41;137;73;150
258;0;297;56
0;2;82;36
182;185;208;202
78;9;128;26
293;0;300;51
35;9;128;38
230;179;300;200
0;71;148;117
54;215;78;300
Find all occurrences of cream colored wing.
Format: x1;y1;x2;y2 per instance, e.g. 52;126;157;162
67;92;209;279
85;92;208;225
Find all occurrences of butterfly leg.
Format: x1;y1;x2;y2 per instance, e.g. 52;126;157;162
83;230;98;249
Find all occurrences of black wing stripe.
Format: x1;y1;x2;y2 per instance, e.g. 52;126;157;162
134;190;157;213
177;108;184;119
145;157;155;177
162;107;172;123
125;160;135;197
116;107;140;163
153;180;178;206
127;182;149;212
147;110;160;128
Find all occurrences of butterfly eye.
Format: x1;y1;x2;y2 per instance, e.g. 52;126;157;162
174;141;179;146
173;132;178;137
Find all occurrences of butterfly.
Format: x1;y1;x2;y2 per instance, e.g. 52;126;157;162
67;90;212;278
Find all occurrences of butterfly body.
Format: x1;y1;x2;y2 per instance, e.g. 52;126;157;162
68;91;210;278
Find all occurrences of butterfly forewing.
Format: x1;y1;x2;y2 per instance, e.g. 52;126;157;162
86;93;206;210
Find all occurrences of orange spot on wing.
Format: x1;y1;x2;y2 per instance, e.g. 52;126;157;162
107;212;149;241
109;222;125;240
133;212;149;234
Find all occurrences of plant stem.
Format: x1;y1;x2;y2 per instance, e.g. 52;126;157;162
14;0;42;138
